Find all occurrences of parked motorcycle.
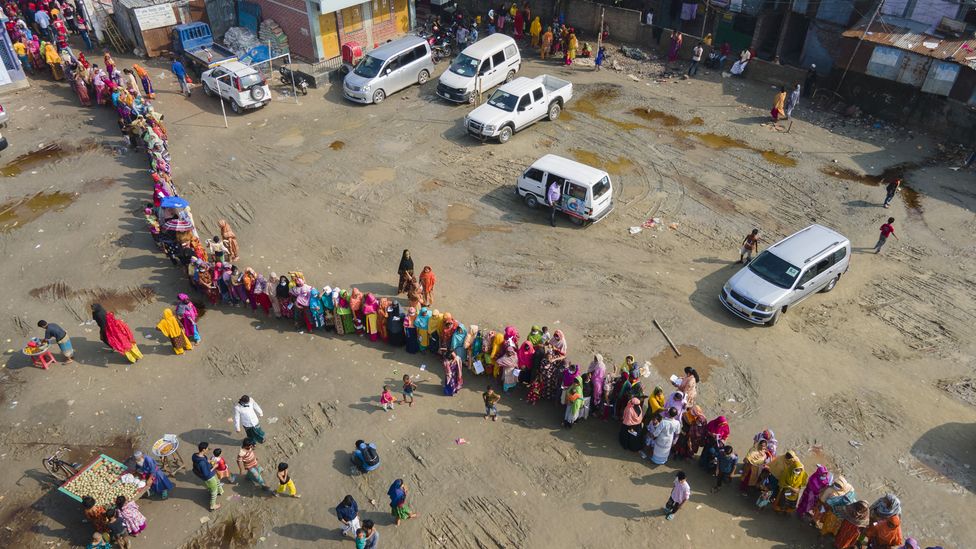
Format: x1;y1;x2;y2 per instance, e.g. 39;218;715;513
419;31;454;63
279;66;309;95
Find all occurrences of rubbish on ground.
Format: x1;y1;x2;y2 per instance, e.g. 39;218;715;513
455;438;467;445
628;226;642;235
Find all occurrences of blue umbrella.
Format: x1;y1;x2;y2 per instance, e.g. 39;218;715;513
160;196;189;209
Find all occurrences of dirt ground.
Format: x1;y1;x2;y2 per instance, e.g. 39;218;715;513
0;42;974;549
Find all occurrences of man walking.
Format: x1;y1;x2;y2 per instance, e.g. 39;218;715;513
882;178;901;208
192;442;223;511
874;217;899;254
664;470;690;520
171;57;191;97
547;179;561;227
234;395;266;443
688;42;703;77
237;439;271;491
37;320;75;363
739;228;760;264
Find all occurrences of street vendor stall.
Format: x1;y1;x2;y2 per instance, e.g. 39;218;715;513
22;338;56;369
57;454;148;507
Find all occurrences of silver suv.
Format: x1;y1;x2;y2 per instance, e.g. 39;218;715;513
720;224;850;326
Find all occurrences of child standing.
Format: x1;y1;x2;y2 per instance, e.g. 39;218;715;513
86;532;111;549
380;385;396;411
401;375;417;407
713;446;738;492
211;448;236;482
483;385;501;421
275;462;301;498
665;471;691;520
355;528;367;549
208;236;227;263
540;326;552;345
105;508;130;548
114;495;146;536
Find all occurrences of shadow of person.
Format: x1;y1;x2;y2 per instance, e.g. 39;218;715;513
911;421;976;494
180;428;241;447
581;500;644;519
273;522;342;541
332;449;362;477
349;396;381;415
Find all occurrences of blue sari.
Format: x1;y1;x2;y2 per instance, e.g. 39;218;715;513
139;454;174;495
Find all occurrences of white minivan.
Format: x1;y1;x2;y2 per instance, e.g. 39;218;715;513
437;34;520;103
516;154;614;225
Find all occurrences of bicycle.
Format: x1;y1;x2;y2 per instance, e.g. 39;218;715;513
42;446;81;482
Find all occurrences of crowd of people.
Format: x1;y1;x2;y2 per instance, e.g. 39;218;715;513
15;10;930;549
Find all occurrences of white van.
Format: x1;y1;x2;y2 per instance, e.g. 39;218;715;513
516;154;614;225
437;34;520;103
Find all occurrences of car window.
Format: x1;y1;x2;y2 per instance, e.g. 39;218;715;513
504;44;517;58
479;60;490;74
517;94;531;110
239;72;262;88
354;55;384;78
212;67;225;78
450;53;479;77
491;51;505;66
486;89;518;111
399;48;416;65
547;174;566;188
832;247;847;264
567;182;587;200
413;45;427;61
523;168;544;182
747;251;801;289
384;55;400;72
592;176;611;199
532;87;543;101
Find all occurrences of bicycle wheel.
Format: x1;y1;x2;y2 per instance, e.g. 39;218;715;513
43;458;67;481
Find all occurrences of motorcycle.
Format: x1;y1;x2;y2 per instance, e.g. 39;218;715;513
278;66;309;95
419;30;455;63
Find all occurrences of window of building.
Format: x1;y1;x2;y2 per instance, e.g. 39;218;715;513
341;5;365;32
372;0;391;23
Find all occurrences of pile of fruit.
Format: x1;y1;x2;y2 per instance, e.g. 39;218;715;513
22;338;48;355
62;458;140;506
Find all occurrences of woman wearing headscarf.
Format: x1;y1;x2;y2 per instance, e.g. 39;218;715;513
673;404;706;460
91;303;109;347
440;312;457;355
549;329;567;361
785;83;800;119
397;249;414;294
513;7;523;39
673;367;699;407
450;321;467;360
363;293;380;341
771;86;787;122
404;307;419;353
619;397;644;451
698;414;729;469
442;351;463;395
738;438;773;492
387;479;418;525
648;386;666;417
73;70;91;105
133;63;155;99
559;363;580;404
566;32;578;65
309;289;325;328
866;494;903;547
526;325;543;347
274;274;291;319
564;374;584;428
418;265;436;305
833;500;870;548
133;450;173;499
415;307;432;350
587;354;606;408
813;476;856;536
252;275;272;316
44;42;63;80
376;297;390;341
498;347;519;392
540;26;553;60
105;312;143;363
796;464;831;518
527;16;542;47
156;308;192;355
664;390;687;420
667;30;683;64
773;460;807;513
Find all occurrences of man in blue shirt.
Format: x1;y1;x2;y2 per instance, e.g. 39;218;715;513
547;179;561;227
171;57;190;97
352;440;380;473
192;442;222;510
34;10;53;43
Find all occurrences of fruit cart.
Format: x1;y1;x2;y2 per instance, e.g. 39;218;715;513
151;434;186;476
22;339;56;369
57;454;148;507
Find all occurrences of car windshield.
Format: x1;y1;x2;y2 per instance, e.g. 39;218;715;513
354;55;384;78
239;72;262;88
487;90;518;112
747;251;801;289
592;176;611;200
449;54;479;77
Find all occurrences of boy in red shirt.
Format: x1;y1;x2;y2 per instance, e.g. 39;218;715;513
210;448;236;483
874;217;899;254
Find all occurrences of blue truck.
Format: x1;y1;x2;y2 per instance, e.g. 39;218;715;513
172;22;237;74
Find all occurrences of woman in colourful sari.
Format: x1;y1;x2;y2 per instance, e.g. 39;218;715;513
529;16;541;47
619;397;644;451
156;308;192;355
559;363;580;404
564;375;584;427
667;30;683;63
587;354;606;408
105;312;143;363
566;32;578;65
418;265;435;305
348;287;364;331
833;500;869;548
739;438;773;492
463;325;480;369
451;322;467;360
337;290;354;334
426;308;442;350
443;351;463;395
363;293;379;341
648;386;666;417
540;26;553;59
73;71;91;105
549;330;567;363
415;307;432;350
309;289;325;328
866;494;903;547
387;479;417;525
813;476;856;536
176;293;200;343
698;414;729;469
498;347;519;392
773;461;807;513
673;367;699;406
673;404;706;459
527;325;543;346
796;464;831;518
44;42;63;80
133;63;155;98
404;307;419;353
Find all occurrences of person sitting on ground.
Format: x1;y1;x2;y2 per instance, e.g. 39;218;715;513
352;440;380;473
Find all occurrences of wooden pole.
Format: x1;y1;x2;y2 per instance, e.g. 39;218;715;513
653;319;681;357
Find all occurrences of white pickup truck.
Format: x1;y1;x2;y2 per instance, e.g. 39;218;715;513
464;75;572;144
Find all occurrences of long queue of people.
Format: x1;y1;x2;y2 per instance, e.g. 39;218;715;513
27;26;926;549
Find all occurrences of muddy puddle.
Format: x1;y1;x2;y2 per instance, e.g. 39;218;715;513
181;514;262;549
573;86;645;131
329;140;345;150
0;191;77;233
437;203;511;244
821;162;923;211
650;344;721;382
421;179;442;192
361;166;395;184
570;149;635;175
676;131;798;167
29;281;157;312
1;140;115;177
629;108;704;127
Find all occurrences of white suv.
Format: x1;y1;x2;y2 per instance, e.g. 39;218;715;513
201;61;271;114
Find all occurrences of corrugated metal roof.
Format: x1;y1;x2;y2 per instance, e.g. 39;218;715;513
843;20;975;66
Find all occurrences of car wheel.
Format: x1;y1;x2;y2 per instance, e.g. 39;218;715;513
203;83;214;97
505;70;516;83
498;125;513;144
372;89;386;104
821;274;840;293
418;69;430;85
230;100;242;114
548;101;561;121
525;194;538;208
766;309;782;327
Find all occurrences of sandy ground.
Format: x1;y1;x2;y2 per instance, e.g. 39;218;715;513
0;42;974;549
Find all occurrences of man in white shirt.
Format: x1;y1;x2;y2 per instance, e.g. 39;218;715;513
234;395;266;443
688;42;703;77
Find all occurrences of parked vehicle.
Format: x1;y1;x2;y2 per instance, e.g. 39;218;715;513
516;154;614;225
172;22;237;75
343;36;436;105
437;34;520;103
464;75;572;143
201;61;272;113
720;224;851;326
279;66;309;95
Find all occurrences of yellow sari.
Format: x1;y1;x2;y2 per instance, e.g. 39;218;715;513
530;17;542;47
157;308;192;355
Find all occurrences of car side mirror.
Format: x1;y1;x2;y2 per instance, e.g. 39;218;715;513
518;105;526;111
385;68;392;75
796;284;805;291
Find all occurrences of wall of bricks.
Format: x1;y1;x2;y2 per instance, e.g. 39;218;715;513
252;0;317;60
337;2;402;51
